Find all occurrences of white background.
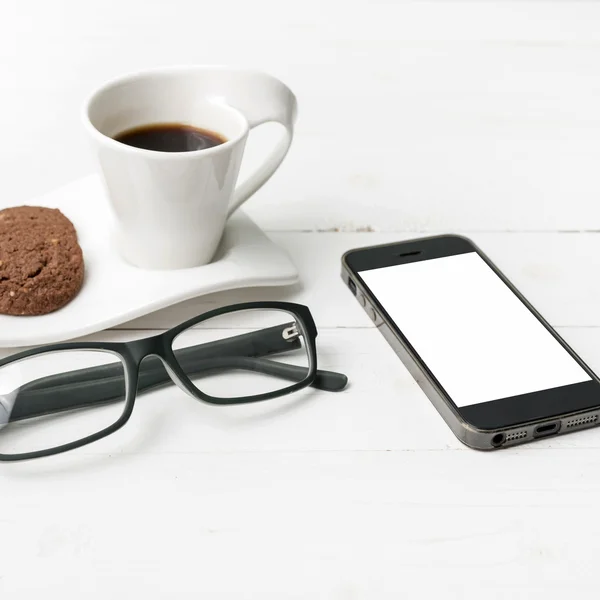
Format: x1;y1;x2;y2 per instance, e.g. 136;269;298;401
3;0;600;233
2;1;600;599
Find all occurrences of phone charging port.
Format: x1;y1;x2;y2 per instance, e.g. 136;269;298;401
534;422;560;438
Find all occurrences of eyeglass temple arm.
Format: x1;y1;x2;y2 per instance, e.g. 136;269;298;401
8;324;347;422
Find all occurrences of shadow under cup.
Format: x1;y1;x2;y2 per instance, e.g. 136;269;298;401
84;71;250;270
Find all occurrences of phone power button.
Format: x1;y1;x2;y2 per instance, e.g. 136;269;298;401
369;307;378;323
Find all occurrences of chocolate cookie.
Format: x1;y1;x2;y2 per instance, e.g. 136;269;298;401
0;206;84;316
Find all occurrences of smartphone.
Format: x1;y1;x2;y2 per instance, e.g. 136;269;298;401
342;234;600;449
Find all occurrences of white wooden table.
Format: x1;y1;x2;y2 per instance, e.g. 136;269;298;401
2;1;600;597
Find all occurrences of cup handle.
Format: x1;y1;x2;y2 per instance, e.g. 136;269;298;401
226;71;297;217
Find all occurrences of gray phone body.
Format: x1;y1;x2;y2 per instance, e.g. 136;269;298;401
341;236;600;450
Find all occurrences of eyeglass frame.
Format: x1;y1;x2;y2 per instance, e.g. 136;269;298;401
0;301;347;461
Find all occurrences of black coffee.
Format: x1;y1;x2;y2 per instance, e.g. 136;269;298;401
114;123;227;152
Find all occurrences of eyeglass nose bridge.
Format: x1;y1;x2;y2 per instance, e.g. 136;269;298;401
125;334;201;401
139;353;198;400
127;333;169;364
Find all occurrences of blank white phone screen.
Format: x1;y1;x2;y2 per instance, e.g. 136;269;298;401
360;252;590;407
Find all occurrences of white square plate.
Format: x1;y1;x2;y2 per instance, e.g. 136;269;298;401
0;175;298;348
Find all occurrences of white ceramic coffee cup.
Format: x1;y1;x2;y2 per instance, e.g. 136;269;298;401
83;66;297;270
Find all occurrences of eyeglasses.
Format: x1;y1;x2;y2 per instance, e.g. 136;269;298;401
0;302;347;461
